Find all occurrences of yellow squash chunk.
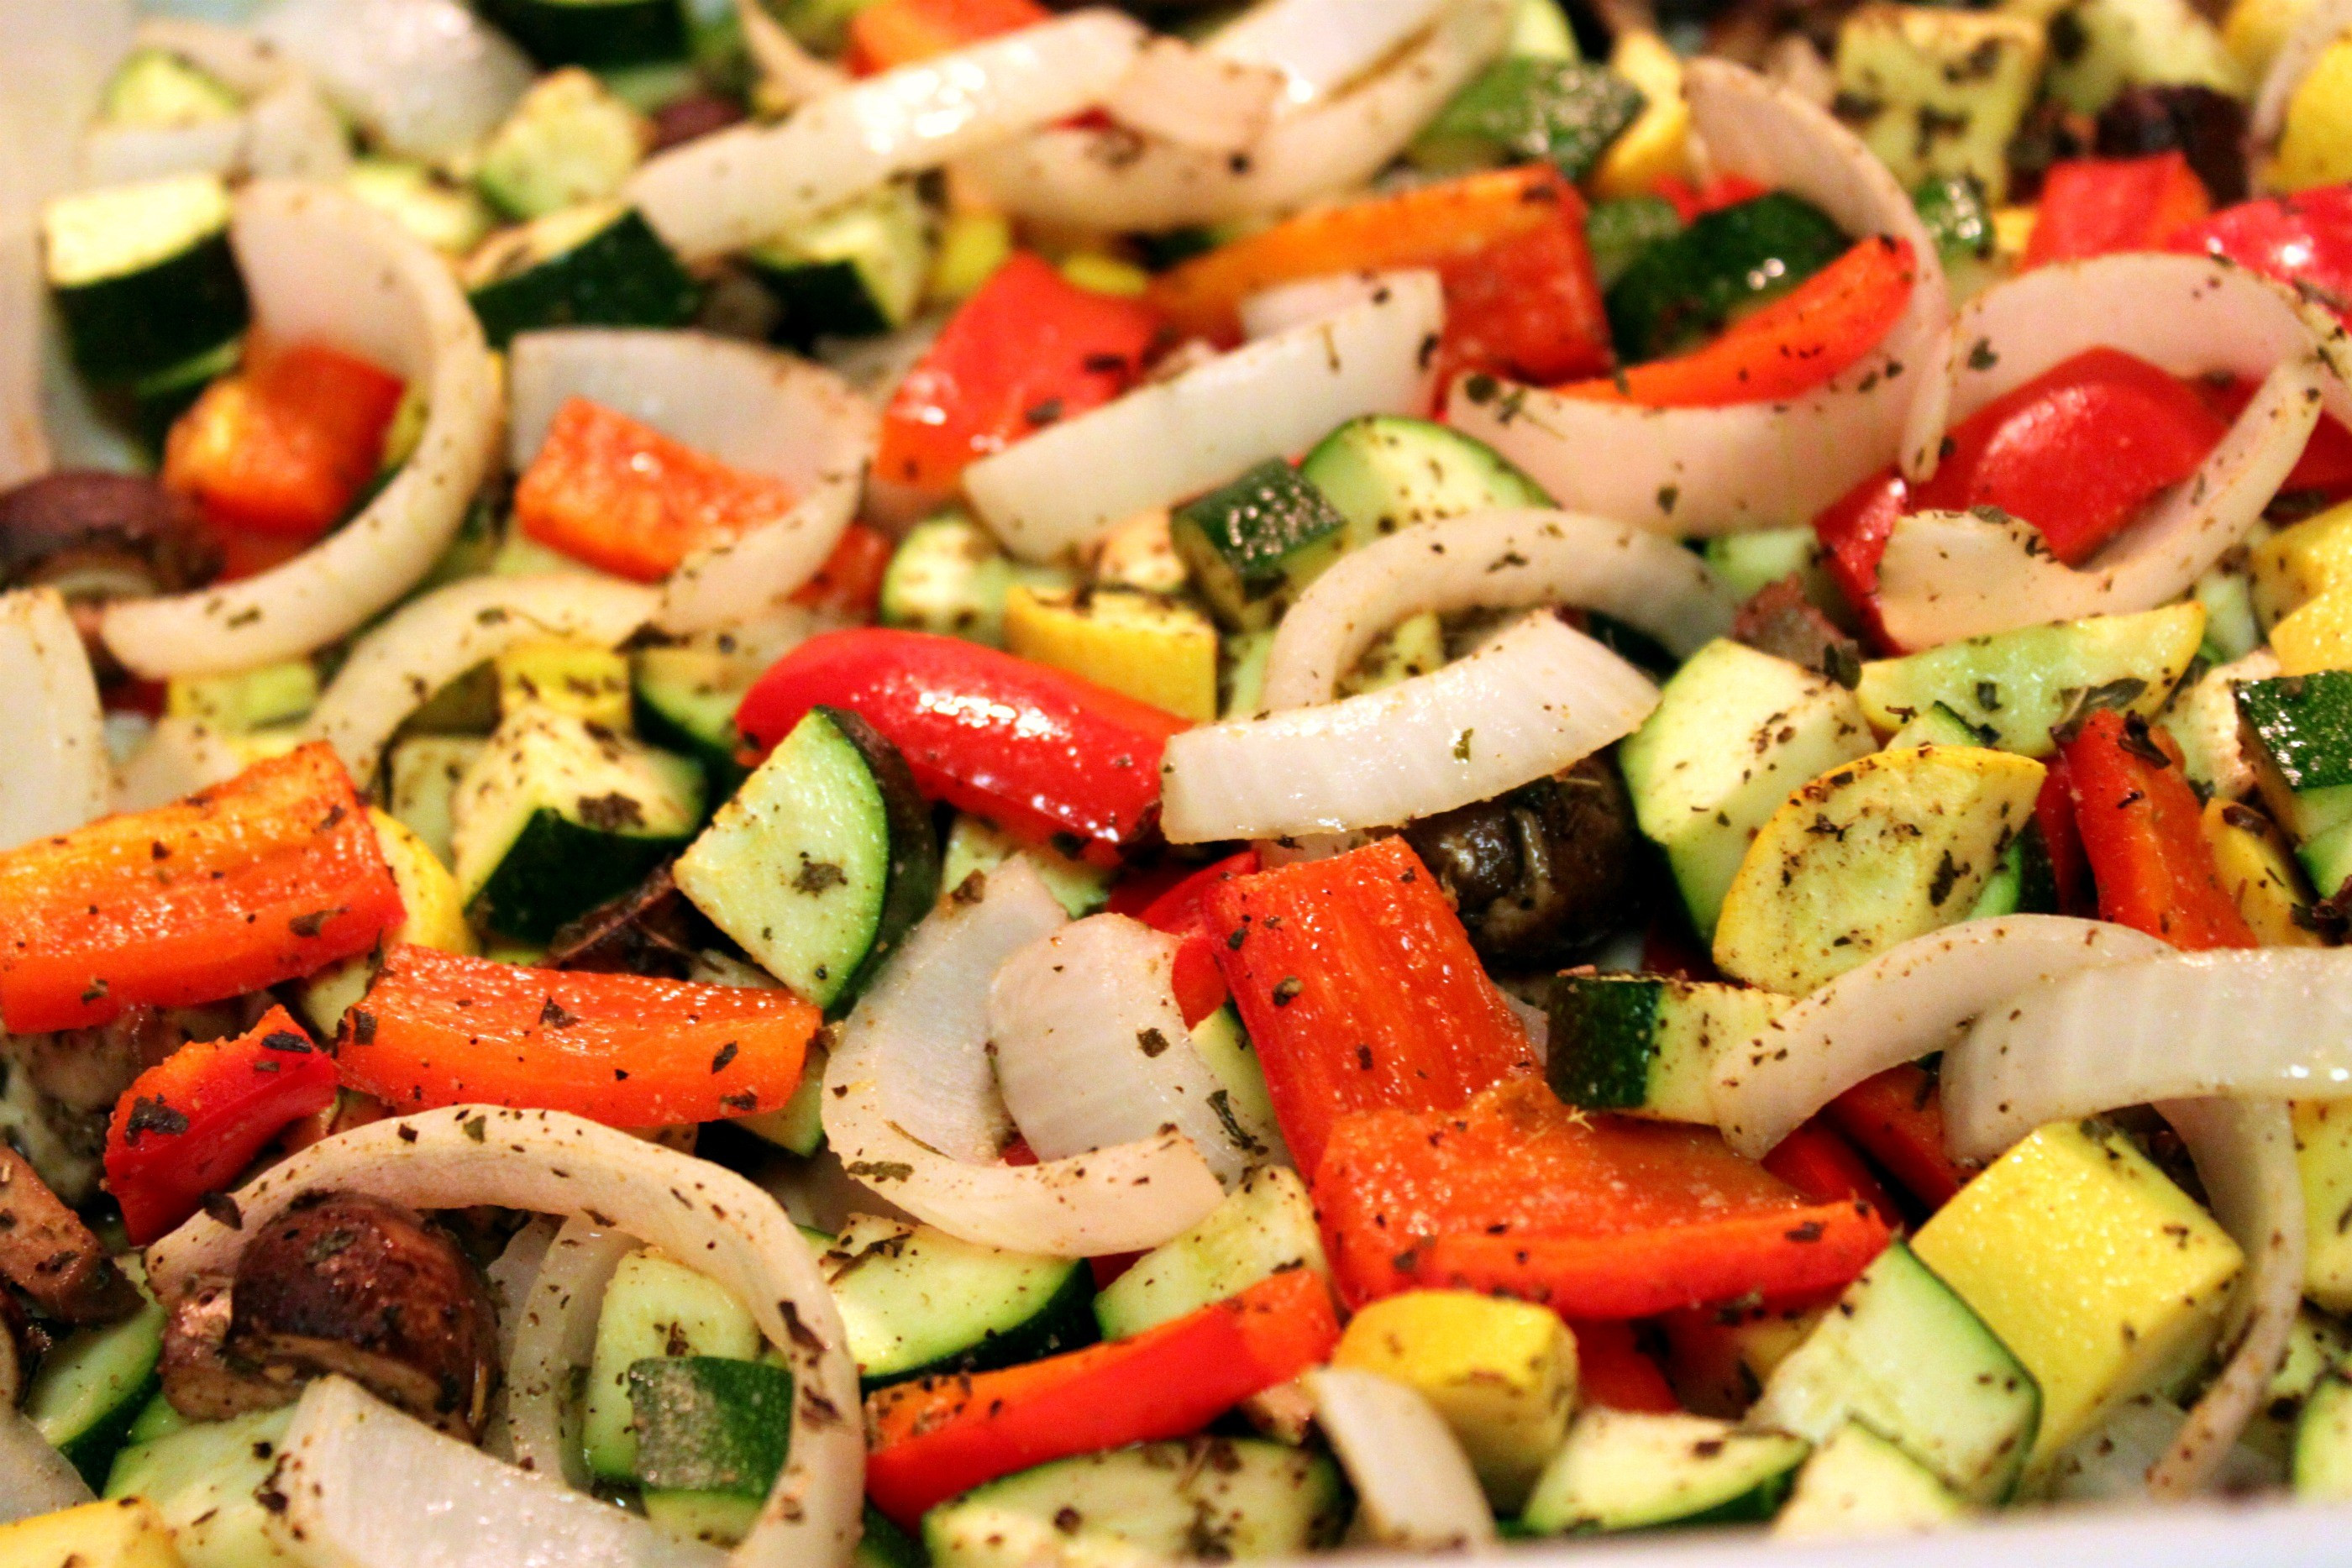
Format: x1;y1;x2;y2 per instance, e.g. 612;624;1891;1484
2293;1102;2352;1311
298;808;477;1035
1910;1120;2244;1466
165;658;318;732
2269;585;2352;676
2225;0;2315;76
2251;498;2352;627
2276;36;2352;191
1004;585;1218;721
1334;1289;1578;1511
2201;797;2324;947
493;637;633;728
1590;32;1693;199
1091;509;1189;595
1712;745;2046;994
1834;5;2045;202
0;1499;186;1568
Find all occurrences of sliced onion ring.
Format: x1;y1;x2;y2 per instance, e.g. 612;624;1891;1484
1162;611;1656;843
1105;38;1283;156
506;330;877;634
144;1105;862;1568
0;587;108;849
0;1408;92;1524
101;181;500;679
1710;915;2169;1161
113;716;248;814
82;19;350;186
822;860;1226;1256
627;12;1147;263
964;270;1441;563
1204;0;1454;105
1261;508;1737;713
307;574;659;784
1446;57;1948;536
1301;1367;1497;1550
251;0;533;160
501;1216;635;1487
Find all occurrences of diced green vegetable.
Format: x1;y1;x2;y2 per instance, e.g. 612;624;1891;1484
1410;58;1645;180
1604;192;1848;363
1171;459;1352;633
462;201;700;349
1547;973;1789;1122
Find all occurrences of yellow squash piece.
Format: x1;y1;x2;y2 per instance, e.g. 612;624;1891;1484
2225;0;2316;76
2293;1103;2352;1311
1834;5;2045;202
0;1498;186;1568
2276;36;2352;191
2250;498;2352;627
1910;1120;2244;1467
297;808;477;1035
1004;585;1219;721
1591;33;1693;199
2201;797;2324;946
1090;509;1190;595
2268;585;2352;676
1334;1289;1578;1512
494;637;633;728
165;658;318;732
1712;745;2046;994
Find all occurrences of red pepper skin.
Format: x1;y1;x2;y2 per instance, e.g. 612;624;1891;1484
1568;1319;1681;1412
163;343;404;541
2034;755;2093;917
1133;850;1258;1026
863;1267;1340;1527
1760;1118;1899;1223
874;254;1160;502
2024;152;2212;268
337;945;819;1125
0;744;402;1034
2194;375;2352;497
2061;709;2259;950
1205;838;1536;1175
1911;347;2226;566
736;628;1189;862
2168;184;2352;326
1812;465;1908;654
1433;197;1614;386
1653;173;1768;223
106;1006;339;1245
791;523;894;619
1824;1064;1973;1210
845;0;1048;72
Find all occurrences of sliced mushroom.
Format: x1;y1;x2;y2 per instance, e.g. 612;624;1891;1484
0;1146;139;1324
546;862;718;979
157;1273;270;1423
1731;574;1861;681
0;471;219;600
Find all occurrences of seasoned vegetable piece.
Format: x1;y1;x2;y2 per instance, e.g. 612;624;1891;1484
462;202;700;349
1002;585;1219;721
1521;1409;1809;1534
1833;5;2045;202
825;1214;1097;1387
1399;758;1642;968
1772;1422;1971;1538
748;181;935;346
1170;459;1351;632
1547;974;1790;1123
475;69;650;221
1295;416;1551;546
43;173;247;385
1603;191;1848;363
0;1497;187;1568
1093;1167;1328;1339
1410;57;1646;180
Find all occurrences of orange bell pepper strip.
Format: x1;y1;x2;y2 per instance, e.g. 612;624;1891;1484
105;1005;340;1245
2061;707;2259;950
1205;837;1536;1174
335;945;819;1127
863;1266;1341;1526
1555;235;1914;408
2024;151;2211;269
1759;1117;1899;1223
514;398;800;582
1568;1319;1681;1413
846;0;1050;73
0;744;402;1034
163;341;405;540
1824;1063;1975;1210
1313;1078;1892;1313
790;522;893;619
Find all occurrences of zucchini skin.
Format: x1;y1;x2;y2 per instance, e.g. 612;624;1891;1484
479;0;690;69
1603;191;1848;363
469;809;693;944
861;1261;1100;1392
55;230;248;385
466;207;701;349
820;705;943;1011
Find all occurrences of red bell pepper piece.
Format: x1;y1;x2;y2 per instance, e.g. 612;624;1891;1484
2024;152;2212;268
1314;1078;1891;1313
105;1006;340;1245
876;254;1160;501
514;398;799;582
1652;173;1768;223
1759;1117;1898;1223
1557;236;1915;407
1909;347;2227;566
2034;754;2093;916
2169;183;2352;325
163;342;404;540
1431;197;1614;386
791;523;893;619
735;628;1189;862
846;0;1049;72
1132;850;1257;1027
864;1266;1340;1526
1824;1064;1974;1209
1812;465;1908;654
2193;375;2352;497
336;945;820;1125
2061;708;2258;950
1205;838;1536;1174
1568;1319;1681;1413
0;745;402;1034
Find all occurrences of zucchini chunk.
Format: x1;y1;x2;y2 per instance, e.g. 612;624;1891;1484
938;813;1110;919
478;0;690;68
1172;458;1352;633
102;48;242;128
1409;57;1646;180
1297;414;1552;545
584;1251;763;1481
879;512;1077;647
1772;1421;1971;1537
462;200;700;349
824;1214;1097;1389
102;1405;296;1567
475;68;651;223
633;645;756;798
2238;669;2352;896
344;159;499;256
1093;1167;1328;1339
43;173;249;385
27;1285;167;1487
748;181;936;347
2297;1371;2352;1501
1604;191;1847;363
1546;973;1789;1123
1521;1408;1808;1533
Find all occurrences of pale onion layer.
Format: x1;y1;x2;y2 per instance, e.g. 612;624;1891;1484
1302;1368;1498;1551
2252;0;2352;149
0;587;108;849
81;18;349;187
500;1217;636;1488
251;0;533;160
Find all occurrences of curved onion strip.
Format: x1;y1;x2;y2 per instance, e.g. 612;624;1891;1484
82;19;350;186
485;1216;556;1369
507;330;879;634
2253;0;2352;147
144;1105;863;1568
1262;508;1736;712
1238;270;1395;339
735;0;849;110
306;574;658;782
2046;1393;2281;1500
1105;39;1284;157
1940;948;2352;1161
953;0;1508;230
1710;916;2169;1160
0;1408;93;1523
2161;648;2280;802
0;588;108;849
987;915;1257;1187
502;1217;636;1488
1163;611;1656;843
1879;364;2319;645
2147;1097;2305;1498
101;181;500;679
113;716;247;813
1446;58;1947;536
627;12;1146;262
1205;0;1453;104
1900;251;2352;483
273;1377;727;1568
1301;1368;1498;1551
251;0;533;159
964;271;1442;562
822;860;1226;1255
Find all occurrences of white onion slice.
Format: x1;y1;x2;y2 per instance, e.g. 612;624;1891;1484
502;1217;636;1487
1941;948;2352;1161
627;12;1146;262
1237;271;1395;340
112;716;247;813
0;1408;93;1524
735;0;849;110
0;588;108;849
101;181;500;678
2161;647;2280;801
1261;508;1737;712
1107;39;1283;157
272;1377;724;1568
1446;57;1947;537
1163;611;1656;843
144;1106;863;1568
2148;1097;2305;1497
987;915;1258;1187
507;330;878;634
2046;1393;2281;1501
2253;0;2352;148
252;0;533;160
965;270;1442;563
307;574;659;784
1302;1368;1498;1551
1711;916;2169;1161
822;860;1226;1256
955;0;1507;229
485;1216;556;1371
81;19;350;186
1205;0;1452;104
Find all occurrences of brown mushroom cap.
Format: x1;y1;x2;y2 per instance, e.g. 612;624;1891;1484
0;470;219;599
